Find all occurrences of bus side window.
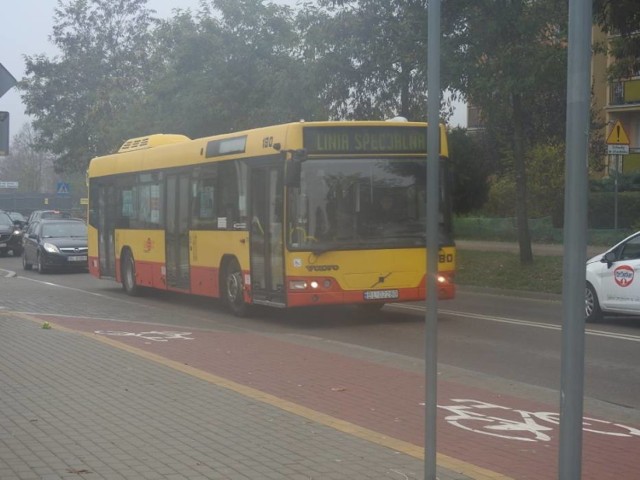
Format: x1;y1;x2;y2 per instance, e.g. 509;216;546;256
219;162;240;230
192;166;217;229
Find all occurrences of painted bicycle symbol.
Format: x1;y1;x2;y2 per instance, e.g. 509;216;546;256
438;399;640;442
94;330;195;342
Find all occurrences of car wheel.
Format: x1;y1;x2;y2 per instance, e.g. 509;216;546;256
223;259;251;317
585;282;602;323
36;253;47;274
22;251;32;270
121;251;141;296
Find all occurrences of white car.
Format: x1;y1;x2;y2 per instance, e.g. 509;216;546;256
586;231;640;322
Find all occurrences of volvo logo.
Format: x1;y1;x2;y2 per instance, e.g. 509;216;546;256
306;265;339;272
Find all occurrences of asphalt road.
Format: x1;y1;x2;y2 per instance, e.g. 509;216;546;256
2;252;637;414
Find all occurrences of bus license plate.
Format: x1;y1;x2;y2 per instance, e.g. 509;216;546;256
364;289;399;300
68;255;87;262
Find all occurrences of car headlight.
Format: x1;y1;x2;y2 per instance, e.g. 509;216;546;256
13;229;21;235
43;242;60;253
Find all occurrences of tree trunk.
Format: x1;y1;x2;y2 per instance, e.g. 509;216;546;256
512;93;533;264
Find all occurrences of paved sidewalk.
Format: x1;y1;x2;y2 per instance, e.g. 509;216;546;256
0;312;472;480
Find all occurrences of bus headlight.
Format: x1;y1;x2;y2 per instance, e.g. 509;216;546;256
310;281;319;289
289;280;308;290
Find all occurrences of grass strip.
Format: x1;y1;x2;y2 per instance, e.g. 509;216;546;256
456;250;564;294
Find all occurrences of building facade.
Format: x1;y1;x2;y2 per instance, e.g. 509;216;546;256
592;26;640;175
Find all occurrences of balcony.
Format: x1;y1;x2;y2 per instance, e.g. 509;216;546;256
610;78;640;106
622;151;640;174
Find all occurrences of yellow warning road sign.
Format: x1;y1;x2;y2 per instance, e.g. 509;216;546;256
606;120;630;145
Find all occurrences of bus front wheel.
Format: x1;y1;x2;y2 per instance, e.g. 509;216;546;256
122;251;141;296
223;260;250;317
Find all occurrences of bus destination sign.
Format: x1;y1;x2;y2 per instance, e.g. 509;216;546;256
303;126;429;155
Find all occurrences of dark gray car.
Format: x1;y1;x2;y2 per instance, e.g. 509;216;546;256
0;211;23;257
22;219;88;273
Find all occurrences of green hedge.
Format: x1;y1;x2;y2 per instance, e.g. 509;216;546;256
588;192;640;229
454;215;634;246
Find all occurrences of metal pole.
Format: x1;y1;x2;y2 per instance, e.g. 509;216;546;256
425;0;441;478
559;0;592;478
614;154;620;230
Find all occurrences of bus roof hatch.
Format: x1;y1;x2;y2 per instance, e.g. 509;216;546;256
118;134;190;153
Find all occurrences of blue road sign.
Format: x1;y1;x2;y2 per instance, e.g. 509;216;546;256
56;182;70;195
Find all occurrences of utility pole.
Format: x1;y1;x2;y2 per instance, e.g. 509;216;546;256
559;1;592;478
425;1;441;479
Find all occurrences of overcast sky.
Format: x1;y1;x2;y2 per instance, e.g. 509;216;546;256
0;0;464;138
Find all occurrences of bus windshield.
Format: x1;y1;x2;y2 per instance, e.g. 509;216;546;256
287;156;450;252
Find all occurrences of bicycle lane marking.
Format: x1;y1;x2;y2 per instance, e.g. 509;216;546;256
14;311;640;480
10;311;509;480
437;399;640;441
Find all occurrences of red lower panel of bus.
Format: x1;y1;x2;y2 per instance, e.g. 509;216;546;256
90;256;454;307
190;265;220;297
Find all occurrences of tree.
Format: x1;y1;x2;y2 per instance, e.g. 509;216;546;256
128;0;327;138
448;128;495;215
21;0;158;173
443;0;568;263
297;0;453;121
594;0;640;79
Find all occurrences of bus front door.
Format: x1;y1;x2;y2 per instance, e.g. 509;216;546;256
250;165;285;306
166;172;191;290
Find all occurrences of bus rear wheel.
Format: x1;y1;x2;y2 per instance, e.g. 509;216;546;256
122;251;141;296
223;260;250;317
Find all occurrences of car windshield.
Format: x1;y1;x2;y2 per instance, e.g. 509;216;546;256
0;213;13;227
41;222;87;238
8;212;25;222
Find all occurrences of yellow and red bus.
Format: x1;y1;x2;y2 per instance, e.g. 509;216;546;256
87;120;455;315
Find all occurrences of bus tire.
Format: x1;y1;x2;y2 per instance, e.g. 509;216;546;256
585;282;602;323
222;259;250;317
121;250;141;296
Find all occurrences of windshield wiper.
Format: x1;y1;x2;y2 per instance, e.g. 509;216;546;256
311;246;333;256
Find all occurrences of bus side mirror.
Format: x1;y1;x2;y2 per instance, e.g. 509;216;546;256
285;149;307;188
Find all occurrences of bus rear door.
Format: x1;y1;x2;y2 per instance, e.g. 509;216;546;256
166;172;191;290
